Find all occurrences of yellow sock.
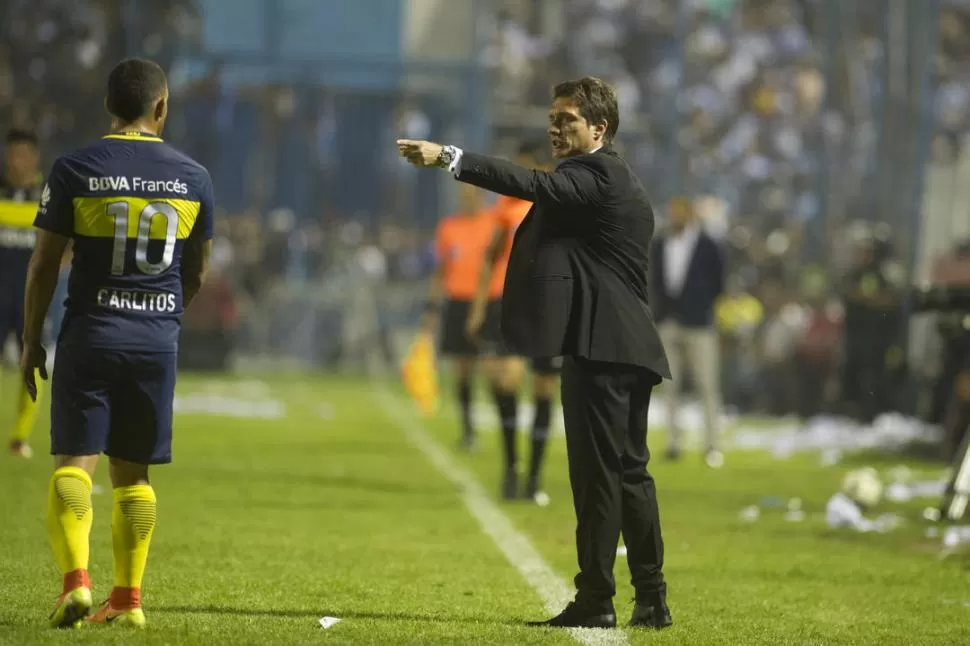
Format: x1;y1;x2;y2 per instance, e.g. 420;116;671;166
11;380;43;443
47;467;93;584
112;485;156;602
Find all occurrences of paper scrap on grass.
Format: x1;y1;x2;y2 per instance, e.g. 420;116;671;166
319;616;342;629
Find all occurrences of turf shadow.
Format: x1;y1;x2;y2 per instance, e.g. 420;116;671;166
177;466;449;497
153;605;524;626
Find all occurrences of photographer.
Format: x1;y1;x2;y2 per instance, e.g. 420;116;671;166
840;228;905;422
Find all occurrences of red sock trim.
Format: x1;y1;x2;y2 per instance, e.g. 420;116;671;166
110;586;141;609
63;569;91;595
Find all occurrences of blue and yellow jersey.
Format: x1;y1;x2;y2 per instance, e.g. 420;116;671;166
34;131;214;352
0;176;43;308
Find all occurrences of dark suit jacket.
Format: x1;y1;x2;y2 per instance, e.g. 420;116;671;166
649;231;725;327
456;146;670;380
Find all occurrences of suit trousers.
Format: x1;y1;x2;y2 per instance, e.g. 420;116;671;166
561;356;667;611
658;321;722;452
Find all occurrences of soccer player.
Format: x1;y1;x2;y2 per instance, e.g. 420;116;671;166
1;128;45;458
466;142;561;503
21;58;213;629
423;183;504;455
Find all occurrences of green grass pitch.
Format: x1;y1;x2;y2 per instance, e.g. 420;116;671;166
0;372;968;645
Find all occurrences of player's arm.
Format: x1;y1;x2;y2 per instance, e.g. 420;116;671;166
181;227;211;308
467;228;506;337
423;226;448;332
22;159;73;398
182;170;215;308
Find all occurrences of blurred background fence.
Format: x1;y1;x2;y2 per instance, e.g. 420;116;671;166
4;0;970;426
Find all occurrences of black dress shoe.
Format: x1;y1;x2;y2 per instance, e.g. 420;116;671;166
529;602;616;628
629;602;672;629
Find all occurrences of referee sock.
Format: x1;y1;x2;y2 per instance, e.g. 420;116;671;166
47;467;93;593
457;378;474;441
111;485;157;608
492;387;518;471
528;397;552;483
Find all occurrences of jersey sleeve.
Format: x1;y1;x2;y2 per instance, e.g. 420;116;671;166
192;169;215;240
34;159;74;237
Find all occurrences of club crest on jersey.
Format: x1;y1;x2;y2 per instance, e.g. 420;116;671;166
40;183;50;206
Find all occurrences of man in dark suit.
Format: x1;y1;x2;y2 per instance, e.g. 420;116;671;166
397;76;672;630
650;197;725;467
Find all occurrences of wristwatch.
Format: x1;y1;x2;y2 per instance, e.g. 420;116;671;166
437;145;457;169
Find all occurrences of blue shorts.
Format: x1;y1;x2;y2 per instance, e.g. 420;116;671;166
50;347;177;464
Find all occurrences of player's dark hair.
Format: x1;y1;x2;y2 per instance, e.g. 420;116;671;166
552;76;619;144
106;58;168;123
6;128;38;146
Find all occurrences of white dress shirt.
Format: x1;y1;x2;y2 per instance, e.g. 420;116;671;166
663;223;700;297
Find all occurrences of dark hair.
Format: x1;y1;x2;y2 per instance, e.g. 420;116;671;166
106;58;168;123
6;128;38;146
552;76;619;143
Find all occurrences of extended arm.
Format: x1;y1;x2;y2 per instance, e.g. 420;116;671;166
456;152;606;207
396;139;606;207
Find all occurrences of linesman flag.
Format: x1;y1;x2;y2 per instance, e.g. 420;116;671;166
401;332;440;417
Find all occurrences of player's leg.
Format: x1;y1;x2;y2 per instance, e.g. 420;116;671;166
9;319;43;457
47;349;110;628
525;358;562;502
453;355;478;450
88;351;175;628
89;457;154;628
441;300;479;449
484;354;526;499
480;300;527;498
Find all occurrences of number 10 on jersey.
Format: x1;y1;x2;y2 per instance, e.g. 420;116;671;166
106;201;178;276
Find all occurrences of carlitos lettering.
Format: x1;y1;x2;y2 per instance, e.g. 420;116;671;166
97;289;177;313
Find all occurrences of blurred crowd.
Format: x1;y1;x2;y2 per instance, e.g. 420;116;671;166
486;0;970;430
3;0;970;434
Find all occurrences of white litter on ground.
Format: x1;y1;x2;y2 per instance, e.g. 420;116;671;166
173;380;287;419
173;393;286;419
465;398;941;460
319;616;341;629
885;480;947;503
942;526;970;548
733;413;942;458
825;492;903;533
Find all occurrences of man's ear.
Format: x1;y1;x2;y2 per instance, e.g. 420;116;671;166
154;96;167;122
593;121;608;143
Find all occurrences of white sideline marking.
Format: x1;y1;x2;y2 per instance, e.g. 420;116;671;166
373;385;627;646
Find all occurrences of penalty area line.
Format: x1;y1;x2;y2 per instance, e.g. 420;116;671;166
372;383;627;646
